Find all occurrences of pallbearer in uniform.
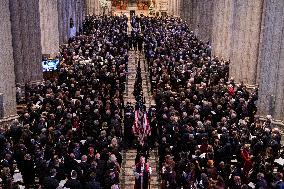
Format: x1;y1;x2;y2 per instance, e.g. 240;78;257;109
133;156;152;189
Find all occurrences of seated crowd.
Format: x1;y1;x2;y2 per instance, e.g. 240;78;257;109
0;15;129;189
144;17;283;188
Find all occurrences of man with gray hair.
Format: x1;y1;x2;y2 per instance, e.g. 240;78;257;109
255;172;268;189
42;168;59;189
64;170;82;189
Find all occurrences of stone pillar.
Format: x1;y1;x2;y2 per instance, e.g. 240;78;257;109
180;0;263;85
197;0;214;42
177;0;181;17
180;0;214;42
39;0;60;57
175;0;180;16
169;0;174;16
228;0;263;85
57;0;86;45
86;0;96;15
211;0;235;60
58;0;70;44
75;0;81;30
175;0;178;17
183;0;193;29
9;0;43;85
92;0;102;15
257;0;284;120
0;0;17;119
179;0;185;18
76;0;85;31
211;0;263;85
174;0;177;16
181;0;225;52
171;0;176;16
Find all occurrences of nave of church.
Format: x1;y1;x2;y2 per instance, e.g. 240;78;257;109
1;0;284;189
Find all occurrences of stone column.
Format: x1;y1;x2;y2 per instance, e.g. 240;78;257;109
180;0;186;19
211;0;263;85
9;0;43;85
57;0;86;44
95;0;101;15
0;0;17;119
178;0;181;17
86;0;96;15
58;0;70;44
76;0;86;31
257;0;284;120
172;0;175;16
175;0;180;16
175;0;178;17
180;0;214;42
211;0;234;60
228;0;263;85
39;0;60;57
75;0;81;30
169;0;173;16
184;0;193;29
180;0;263;85
174;0;177;17
86;0;90;15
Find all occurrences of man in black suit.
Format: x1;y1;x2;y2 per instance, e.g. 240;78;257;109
64;170;82;189
85;172;102;189
78;155;90;185
42;169;59;189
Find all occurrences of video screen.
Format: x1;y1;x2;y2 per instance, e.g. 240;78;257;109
42;59;59;72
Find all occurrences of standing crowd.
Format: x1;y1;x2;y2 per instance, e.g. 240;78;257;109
143;17;283;189
1;14;284;189
0;15;129;189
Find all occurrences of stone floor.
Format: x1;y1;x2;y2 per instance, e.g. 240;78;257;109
121;149;160;189
120;50;159;188
124;51;154;109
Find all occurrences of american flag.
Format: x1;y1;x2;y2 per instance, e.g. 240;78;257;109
133;108;151;139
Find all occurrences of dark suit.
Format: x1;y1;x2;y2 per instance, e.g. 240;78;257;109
42;176;59;189
79;161;89;183
255;178;268;189
85;179;102;189
64;178;82;189
276;181;284;189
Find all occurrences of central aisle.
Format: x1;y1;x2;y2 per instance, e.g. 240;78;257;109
120;50;159;188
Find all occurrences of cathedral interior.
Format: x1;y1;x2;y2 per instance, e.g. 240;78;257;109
0;0;284;188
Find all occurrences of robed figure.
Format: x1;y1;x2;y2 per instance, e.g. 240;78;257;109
133;156;151;189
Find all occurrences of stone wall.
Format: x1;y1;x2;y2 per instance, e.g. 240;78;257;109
9;0;43;85
181;0;263;85
213;0;263;85
57;0;70;45
211;0;234;61
180;0;214;42
74;0;86;31
57;0;84;45
0;0;17;117
86;0;101;16
39;0;60;57
257;0;284;120
168;0;180;16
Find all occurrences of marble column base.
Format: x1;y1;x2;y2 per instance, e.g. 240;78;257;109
0;115;19;130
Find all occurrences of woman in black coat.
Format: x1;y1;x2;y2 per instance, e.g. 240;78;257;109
22;154;35;187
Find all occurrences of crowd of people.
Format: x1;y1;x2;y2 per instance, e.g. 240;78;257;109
143;17;284;188
0;15;130;189
1;14;284;189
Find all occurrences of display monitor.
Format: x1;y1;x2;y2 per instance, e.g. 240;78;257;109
42;59;59;72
